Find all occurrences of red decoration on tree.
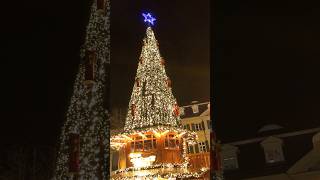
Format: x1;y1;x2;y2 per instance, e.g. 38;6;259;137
131;104;136;116
69;133;80;173
84;50;96;82
173;104;180;116
166;78;172;87
97;0;105;10
135;78;140;87
160;58;165;65
139;58;143;64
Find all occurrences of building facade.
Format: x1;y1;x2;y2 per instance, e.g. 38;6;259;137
179;101;211;169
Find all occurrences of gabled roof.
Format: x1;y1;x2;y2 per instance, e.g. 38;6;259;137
223;129;319;179
180;101;210;119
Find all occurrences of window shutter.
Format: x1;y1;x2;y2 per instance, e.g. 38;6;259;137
191;123;195;131
201;121;205;130
194;143;199;153
205;140;210;152
207;120;211;130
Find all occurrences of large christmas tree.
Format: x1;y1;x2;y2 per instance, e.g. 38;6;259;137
111;13;205;180
124;15;180;132
55;0;110;179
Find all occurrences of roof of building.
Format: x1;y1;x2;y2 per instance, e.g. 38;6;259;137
223;128;319;179
180;101;210;119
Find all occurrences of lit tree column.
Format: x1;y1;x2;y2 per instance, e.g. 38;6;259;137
55;0;110;179
124;13;180;132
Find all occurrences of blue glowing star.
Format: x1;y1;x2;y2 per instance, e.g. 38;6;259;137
142;13;156;26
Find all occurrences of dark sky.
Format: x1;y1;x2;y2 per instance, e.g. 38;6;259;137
1;0;319;147
0;0;209;146
214;0;320;142
110;0;210;107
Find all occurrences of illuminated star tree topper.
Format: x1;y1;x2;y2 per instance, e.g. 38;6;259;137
142;12;156;26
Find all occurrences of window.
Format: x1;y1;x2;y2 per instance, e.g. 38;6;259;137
265;148;284;163
199;142;207;152
188;145;194;154
130;134;157;152
111;151;119;171
192;105;199;113
183;124;190;130
135;141;143;151
201;121;205;130
165;133;179;149
223;157;238;170
195;123;201;131
144;140;152;151
260;137;285;164
221;144;239;171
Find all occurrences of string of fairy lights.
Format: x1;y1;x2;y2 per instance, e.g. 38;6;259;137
55;0;110;179
111;162;211;180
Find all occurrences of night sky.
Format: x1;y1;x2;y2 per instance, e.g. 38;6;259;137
110;0;210;107
214;0;320;142
0;0;209;146
1;0;319;148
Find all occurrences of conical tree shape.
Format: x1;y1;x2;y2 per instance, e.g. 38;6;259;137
124;27;180;131
55;0;110;179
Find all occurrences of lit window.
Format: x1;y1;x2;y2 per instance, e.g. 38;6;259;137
192;105;199;113
165;133;179;149
199;142;207;152
131;134;157;152
144;140;152;151
195;124;201;131
135;141;143;151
